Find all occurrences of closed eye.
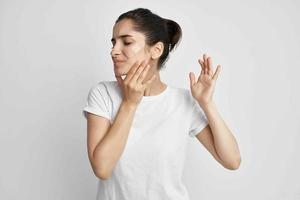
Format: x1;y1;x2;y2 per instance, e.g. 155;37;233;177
111;41;133;47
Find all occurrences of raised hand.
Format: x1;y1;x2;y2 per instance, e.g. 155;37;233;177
189;53;221;107
115;60;157;107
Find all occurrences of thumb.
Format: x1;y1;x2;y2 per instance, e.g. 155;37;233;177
189;72;196;86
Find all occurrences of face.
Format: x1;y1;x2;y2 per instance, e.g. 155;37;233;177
110;19;155;76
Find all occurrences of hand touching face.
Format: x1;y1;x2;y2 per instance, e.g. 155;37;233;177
115;60;156;106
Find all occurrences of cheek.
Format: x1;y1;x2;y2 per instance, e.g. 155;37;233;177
120;54;139;71
119;45;149;74
124;44;146;60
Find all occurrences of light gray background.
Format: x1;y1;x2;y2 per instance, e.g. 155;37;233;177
1;0;299;199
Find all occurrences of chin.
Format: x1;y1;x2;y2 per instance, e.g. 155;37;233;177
115;62;133;76
114;69;127;76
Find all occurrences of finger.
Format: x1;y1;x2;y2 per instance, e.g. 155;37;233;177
198;59;205;77
145;57;151;67
130;60;148;83
203;53;208;74
124;61;142;82
208;57;213;76
212;65;221;81
137;64;151;84
189;72;196;86
198;59;205;72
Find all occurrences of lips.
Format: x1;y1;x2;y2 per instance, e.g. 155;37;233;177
112;59;124;63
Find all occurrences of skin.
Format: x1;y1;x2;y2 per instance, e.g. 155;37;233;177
87;18;241;180
110;18;167;106
189;54;241;170
87;18;170;180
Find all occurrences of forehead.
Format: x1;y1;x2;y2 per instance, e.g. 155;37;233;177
112;19;145;40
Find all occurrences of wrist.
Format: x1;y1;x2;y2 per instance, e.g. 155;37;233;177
198;101;216;111
121;101;138;110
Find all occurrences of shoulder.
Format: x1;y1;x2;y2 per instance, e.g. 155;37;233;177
90;80;118;93
90;80;122;102
93;80;115;89
167;85;194;106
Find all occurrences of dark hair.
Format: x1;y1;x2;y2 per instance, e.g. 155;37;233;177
115;8;182;70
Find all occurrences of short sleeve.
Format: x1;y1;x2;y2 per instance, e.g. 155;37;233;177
82;83;111;121
188;99;209;137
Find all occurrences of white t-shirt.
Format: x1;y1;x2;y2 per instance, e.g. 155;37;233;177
82;80;208;200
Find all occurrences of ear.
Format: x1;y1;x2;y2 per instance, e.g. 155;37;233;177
150;41;164;59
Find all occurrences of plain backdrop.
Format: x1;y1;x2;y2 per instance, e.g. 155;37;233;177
0;0;299;199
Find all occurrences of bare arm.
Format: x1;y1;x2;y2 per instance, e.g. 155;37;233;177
196;124;238;170
190;53;241;170
87;60;155;180
89;101;137;180
201;101;241;169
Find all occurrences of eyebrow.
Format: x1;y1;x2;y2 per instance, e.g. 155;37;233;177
111;34;133;42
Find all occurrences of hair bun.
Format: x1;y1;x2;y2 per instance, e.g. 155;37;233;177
164;18;182;52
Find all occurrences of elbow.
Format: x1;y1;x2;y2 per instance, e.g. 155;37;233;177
96;173;111;180
90;154;113;180
94;168;112;180
225;157;242;170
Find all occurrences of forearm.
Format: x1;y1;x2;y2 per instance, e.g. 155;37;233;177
93;101;137;177
200;101;241;168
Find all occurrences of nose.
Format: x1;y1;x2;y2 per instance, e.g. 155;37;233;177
110;46;121;57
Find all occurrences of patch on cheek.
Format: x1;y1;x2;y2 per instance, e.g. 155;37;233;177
121;74;127;80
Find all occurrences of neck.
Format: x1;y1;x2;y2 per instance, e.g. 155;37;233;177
143;74;167;96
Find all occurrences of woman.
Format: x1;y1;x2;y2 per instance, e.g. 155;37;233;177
83;7;241;200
